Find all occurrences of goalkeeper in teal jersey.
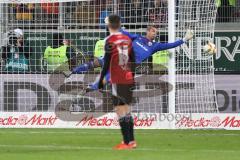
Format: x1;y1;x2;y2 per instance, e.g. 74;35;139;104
64;24;193;90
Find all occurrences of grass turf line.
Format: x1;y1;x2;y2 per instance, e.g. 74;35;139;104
0;129;240;160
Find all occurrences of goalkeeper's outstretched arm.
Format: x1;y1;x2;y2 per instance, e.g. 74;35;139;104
152;39;184;53
120;29;141;41
152;29;193;53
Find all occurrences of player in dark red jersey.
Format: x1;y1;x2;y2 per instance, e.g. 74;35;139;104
98;14;136;150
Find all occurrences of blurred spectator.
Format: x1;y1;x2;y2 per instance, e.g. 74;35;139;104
99;0;113;28
93;39;105;71
94;39;105;58
65;2;77;22
1;29;32;73
144;0;168;25
233;0;240;22
75;1;96;26
9;4;17;21
217;0;236;22
122;0;144;28
152;35;169;72
15;3;34;21
41;3;59;23
43;33;77;73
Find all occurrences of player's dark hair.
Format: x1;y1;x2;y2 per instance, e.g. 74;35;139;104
108;14;121;30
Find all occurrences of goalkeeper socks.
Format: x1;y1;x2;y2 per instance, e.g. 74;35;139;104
127;113;135;142
72;61;94;74
119;116;130;144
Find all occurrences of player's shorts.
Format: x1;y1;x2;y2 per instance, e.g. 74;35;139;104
111;83;133;106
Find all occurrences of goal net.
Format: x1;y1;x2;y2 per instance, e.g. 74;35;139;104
0;0;218;117
175;0;218;113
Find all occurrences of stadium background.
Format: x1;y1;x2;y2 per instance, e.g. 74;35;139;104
0;1;239;114
0;1;240;160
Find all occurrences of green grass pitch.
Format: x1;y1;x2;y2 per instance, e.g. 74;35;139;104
0;129;240;160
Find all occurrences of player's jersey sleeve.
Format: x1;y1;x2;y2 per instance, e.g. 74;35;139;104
152;39;184;53
120;29;141;41
99;40;111;84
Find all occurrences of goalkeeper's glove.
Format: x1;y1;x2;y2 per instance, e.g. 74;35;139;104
183;29;194;42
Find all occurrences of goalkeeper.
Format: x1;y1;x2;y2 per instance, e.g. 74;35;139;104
64;22;193;88
67;26;192;73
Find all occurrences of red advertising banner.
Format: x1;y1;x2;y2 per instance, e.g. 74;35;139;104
1;112;240;130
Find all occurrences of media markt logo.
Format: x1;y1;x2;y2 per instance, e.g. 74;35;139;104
221;116;240;128
209;116;221;127
75;115;155;127
0;114;58;126
75;115;119;127
176;115;240;128
17;114;28;125
175;116;222;128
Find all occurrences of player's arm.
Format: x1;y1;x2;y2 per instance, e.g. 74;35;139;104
98;42;111;89
152;39;184;53
152;29;193;53
120;29;141;41
129;44;136;75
